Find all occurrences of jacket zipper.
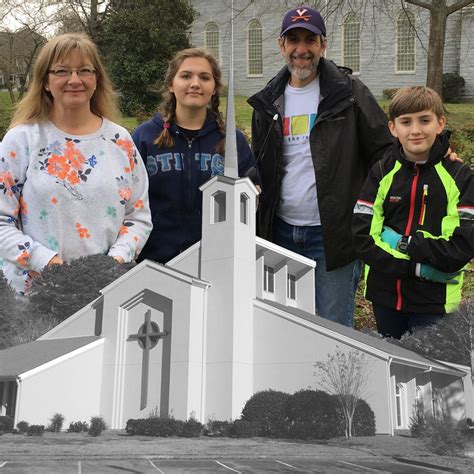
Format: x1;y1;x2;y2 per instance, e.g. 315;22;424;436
396;164;420;310
419;184;428;225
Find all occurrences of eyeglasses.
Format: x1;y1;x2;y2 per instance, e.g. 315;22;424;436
48;67;97;77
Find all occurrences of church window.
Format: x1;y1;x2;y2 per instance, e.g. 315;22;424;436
342;13;360;73
287;273;296;300
263;265;275;293
205;22;220;61
240;193;249;224
395;382;405;427
212;190;226;223
396;11;416;72
247;19;263;76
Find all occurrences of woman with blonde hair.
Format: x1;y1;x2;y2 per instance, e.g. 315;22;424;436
133;48;254;263
0;33;152;294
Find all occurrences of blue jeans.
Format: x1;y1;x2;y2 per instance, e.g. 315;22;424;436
272;217;361;327
373;303;444;339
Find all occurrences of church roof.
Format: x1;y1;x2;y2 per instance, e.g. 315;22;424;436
0;336;100;379
257;298;466;377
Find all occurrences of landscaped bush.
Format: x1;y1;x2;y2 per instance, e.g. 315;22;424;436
88;416;107;437
333;398;376;437
382;88;399;100
125;417;184;437
423;417;465;455
47;413;65;432
442;73;465;103
228;420;259;438
0;415;14;433
180;417;203;437
67;421;89;433
27;425;45;436
16;421;29;433
203;420;231;437
409;410;426;438
285;390;338;440
241;389;290;437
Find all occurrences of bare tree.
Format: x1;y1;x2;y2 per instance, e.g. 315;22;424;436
314;349;369;438
404;0;474;96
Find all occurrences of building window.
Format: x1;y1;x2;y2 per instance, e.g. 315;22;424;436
240;193;249;224
212;190;226;223
287;274;296;300
432;388;442;419
395;383;404;427
205;22;219;61
414;385;423;414
342;13;360;73
247;19;263;76
263;265;275;293
396;11;416;72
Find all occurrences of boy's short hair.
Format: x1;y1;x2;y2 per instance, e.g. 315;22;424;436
388;86;444;121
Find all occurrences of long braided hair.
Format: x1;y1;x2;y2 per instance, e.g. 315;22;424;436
154;48;225;154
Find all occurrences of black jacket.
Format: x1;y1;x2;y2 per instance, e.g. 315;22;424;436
352;135;474;314
132;113;254;263
248;58;393;271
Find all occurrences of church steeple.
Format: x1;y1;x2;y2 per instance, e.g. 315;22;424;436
223;52;238;179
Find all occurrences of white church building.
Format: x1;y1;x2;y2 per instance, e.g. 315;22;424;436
0;168;471;435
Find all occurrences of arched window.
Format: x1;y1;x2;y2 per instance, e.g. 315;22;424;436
247;19;263;76
342;13;360;73
396;11;416;72
205;22;219;61
212;190;226;223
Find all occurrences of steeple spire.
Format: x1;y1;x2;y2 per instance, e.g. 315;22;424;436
223;0;239;179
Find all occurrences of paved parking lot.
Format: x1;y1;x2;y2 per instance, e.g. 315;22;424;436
0;457;453;473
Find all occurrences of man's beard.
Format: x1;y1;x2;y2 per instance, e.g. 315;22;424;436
286;53;319;81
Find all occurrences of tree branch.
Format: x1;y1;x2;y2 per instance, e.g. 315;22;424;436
447;0;474;15
404;0;435;11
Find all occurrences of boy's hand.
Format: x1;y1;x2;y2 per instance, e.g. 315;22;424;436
381;226;402;250
419;264;460;284
445;148;462;163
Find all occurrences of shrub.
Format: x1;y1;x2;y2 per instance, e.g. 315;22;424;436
423;417;465;455
241;389;290;437
228;420;259;438
203;420;231;437
333;397;376;437
382;88;399;100
47;413;65;432
125;417;184;437
442;73;465;103
67;421;89;433
409;410;426;438
88;416;107;437
0;415;14;433
180;417;203;438
16;421;29;433
27;425;45;436
285;390;338;440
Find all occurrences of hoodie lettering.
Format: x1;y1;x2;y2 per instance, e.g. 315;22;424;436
146;153;224;176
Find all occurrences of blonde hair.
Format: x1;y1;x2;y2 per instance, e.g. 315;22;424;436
10;33;120;128
389;86;444;121
154;48;225;154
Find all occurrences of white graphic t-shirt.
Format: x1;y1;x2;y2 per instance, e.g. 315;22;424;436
277;77;321;226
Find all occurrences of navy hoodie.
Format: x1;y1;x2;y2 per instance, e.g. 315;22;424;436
132;113;255;263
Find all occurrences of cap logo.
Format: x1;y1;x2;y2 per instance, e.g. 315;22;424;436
292;8;311;22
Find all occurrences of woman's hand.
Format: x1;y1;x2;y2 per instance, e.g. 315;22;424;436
113;256;125;264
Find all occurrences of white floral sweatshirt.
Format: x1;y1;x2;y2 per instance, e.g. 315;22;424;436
0;119;152;294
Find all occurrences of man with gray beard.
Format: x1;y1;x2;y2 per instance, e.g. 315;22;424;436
248;5;392;327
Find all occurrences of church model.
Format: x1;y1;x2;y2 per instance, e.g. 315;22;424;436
0;56;472;436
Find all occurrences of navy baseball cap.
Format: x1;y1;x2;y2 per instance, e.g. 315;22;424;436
280;6;326;37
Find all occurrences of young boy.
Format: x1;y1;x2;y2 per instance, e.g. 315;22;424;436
352;86;473;339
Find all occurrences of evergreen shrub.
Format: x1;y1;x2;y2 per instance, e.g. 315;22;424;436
285;390;338;440
442;73;465;103
27;425;45;436
16;421;29;433
382;88;399;100
0;416;14;433
47;413;65;432
241;389;290;437
203;420;231;437
180;418;203;437
67;421;89;433
228;420;259;438
125;417;184;437
89;416;107;437
409;410;426;438
423;417;465;455
334;398;376;437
